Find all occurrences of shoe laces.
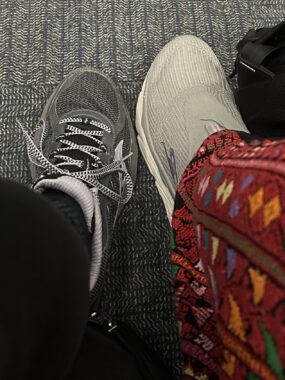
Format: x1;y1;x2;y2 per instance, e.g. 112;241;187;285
18;117;134;291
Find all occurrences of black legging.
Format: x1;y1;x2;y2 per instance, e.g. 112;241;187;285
0;178;90;380
0;179;167;380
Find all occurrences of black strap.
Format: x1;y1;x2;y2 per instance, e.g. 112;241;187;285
230;21;285;80
256;20;285;44
240;40;285;66
237;21;285;51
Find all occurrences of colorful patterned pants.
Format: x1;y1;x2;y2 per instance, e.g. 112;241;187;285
172;130;285;380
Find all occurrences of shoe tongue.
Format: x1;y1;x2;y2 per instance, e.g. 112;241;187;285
69;119;104;147
54;118;106;171
51;113;123;198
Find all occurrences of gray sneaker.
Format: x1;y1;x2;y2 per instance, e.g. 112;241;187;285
136;35;249;221
19;67;138;294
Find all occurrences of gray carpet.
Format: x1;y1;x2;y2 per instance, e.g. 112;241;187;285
0;1;285;378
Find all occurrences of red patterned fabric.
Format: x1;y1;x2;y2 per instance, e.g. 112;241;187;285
172;130;285;380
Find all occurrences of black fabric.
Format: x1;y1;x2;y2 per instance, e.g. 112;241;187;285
67;323;145;380
235;73;285;137
0;179;171;380
68;319;172;380
43;189;92;257
233;21;285;138
234;20;285;87
0;179;90;380
236;21;285;67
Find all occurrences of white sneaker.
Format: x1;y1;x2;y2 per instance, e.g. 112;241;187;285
136;35;248;221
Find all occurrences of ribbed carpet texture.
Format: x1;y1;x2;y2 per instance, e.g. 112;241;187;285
0;1;284;378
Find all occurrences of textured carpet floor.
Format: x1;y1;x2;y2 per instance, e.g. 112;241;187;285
0;1;285;378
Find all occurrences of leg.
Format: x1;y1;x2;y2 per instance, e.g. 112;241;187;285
173;130;285;379
0;178;89;380
13;67;172;380
136;34;285;379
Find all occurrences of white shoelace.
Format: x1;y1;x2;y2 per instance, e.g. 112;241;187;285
18;118;134;291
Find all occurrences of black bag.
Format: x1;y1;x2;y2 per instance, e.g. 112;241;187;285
67;313;173;380
231;21;285;138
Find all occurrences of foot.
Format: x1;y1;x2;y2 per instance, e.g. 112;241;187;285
136;35;249;221
20;68;138;295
